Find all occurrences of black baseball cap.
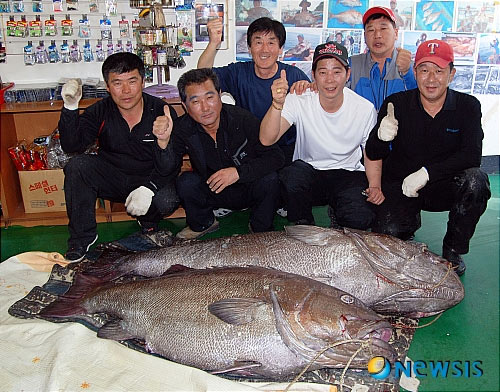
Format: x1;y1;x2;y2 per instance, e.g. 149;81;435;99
312;42;349;69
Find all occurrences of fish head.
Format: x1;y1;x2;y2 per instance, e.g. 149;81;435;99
270;282;396;367
344;229;465;317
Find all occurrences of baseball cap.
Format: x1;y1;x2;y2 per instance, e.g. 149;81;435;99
362;6;396;26
312;42;349;69
414;39;454;68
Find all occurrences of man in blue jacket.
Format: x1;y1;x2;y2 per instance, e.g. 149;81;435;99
349;6;416;111
172;68;285;239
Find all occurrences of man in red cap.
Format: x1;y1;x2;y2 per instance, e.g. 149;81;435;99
259;42;384;229
349;6;416;111
365;39;491;276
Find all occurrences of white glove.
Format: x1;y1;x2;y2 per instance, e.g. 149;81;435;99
378;102;398;141
61;79;82;110
402;167;429;197
125;186;154;216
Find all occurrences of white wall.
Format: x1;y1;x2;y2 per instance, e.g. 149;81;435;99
1;1;498;155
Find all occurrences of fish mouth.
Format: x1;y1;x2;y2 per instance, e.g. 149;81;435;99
328;316;396;365
370;285;465;317
344;230;465;314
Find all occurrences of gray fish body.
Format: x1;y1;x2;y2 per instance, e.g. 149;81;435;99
106;226;464;317
50;267;395;378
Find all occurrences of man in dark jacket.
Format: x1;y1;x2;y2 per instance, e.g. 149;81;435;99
59;52;180;262
365;40;491;276
172;68;285;239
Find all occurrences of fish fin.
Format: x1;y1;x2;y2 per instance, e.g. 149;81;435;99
162;264;195;275
285;225;332;246
269;285;318;360
208;298;267;325
97;321;135;341
210;361;262;376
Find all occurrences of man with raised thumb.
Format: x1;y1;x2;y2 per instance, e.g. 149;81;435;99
377;102;398;141
59;53;181;262
366;39;491;276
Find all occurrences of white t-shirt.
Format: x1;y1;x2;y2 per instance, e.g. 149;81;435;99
281;87;377;171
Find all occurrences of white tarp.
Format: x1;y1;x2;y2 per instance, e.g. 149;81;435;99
0;256;333;392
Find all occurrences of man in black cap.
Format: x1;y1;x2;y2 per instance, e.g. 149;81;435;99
260;42;384;229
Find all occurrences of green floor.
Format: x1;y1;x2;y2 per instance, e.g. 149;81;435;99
1;175;498;391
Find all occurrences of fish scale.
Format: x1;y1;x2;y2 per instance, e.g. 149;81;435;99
100;226;464;317
42;266;396;378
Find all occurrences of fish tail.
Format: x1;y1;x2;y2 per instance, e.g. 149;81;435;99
40;297;86;318
82;254;131;281
39;274;103;318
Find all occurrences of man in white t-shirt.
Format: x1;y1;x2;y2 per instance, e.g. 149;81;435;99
260;42;384;228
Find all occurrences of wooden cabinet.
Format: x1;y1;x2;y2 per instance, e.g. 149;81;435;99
1;98;186;227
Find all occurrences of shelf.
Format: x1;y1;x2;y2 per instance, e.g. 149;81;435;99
1;201;108;228
1;97;186;228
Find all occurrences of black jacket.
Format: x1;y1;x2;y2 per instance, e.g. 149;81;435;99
172;104;284;183
59;93;179;193
366;88;483;184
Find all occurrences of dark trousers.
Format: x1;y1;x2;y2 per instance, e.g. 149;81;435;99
64;154;179;247
373;168;491;254
176;170;280;232
279;160;375;230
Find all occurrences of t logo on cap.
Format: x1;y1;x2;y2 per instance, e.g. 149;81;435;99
428;42;439;54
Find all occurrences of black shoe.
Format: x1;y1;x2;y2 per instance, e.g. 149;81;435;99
65;234;98;262
295;218;315;226
138;220;159;235
442;245;466;276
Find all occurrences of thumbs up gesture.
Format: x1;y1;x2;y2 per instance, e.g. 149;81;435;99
271;69;288;108
207;17;223;47
153;105;173;149
395;47;412;75
378;102;398;141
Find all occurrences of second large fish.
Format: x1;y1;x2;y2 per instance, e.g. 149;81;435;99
39;266;395;378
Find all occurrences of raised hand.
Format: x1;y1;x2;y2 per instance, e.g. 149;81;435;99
271;70;288;108
395;47;412;75
153;105;173;149
61;79;82;110
207;17;223;48
378;102;398;142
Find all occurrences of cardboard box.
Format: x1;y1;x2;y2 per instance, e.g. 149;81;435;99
18;169;66;213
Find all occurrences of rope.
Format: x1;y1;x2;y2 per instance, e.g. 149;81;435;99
392;311;443;329
284;339;371;392
428;262;453;290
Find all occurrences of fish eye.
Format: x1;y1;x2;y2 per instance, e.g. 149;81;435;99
341;294;355;304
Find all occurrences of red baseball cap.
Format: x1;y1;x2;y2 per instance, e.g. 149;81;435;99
414;39;454;68
362;6;396;26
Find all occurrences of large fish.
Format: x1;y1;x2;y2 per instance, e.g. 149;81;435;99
424;10;442;26
337;0;362;7
88;226;464;317
329;10;363;26
39;266;396;378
